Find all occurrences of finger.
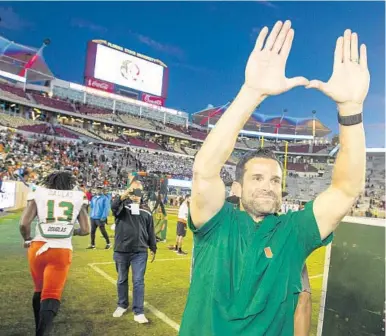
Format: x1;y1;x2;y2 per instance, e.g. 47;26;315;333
263;21;283;51
305;80;330;94
272;20;292;53
333;36;344;68
350;32;359;62
254;26;269;51
286;76;309;89
279;29;294;61
343;29;351;63
360;44;368;69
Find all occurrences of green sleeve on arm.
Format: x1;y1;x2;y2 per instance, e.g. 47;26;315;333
188;202;234;241
290;201;334;260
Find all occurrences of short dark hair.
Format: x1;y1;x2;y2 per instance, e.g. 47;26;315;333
42;171;76;190
235;148;283;184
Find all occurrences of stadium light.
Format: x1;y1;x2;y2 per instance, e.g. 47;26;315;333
43;38;51;46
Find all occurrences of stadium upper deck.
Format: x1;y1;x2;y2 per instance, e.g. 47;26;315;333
0;33;332;153
193;104;331;138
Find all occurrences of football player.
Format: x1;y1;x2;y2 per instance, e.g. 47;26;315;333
19;171;90;336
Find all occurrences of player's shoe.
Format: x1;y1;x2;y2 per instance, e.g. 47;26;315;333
105;244;111;250
86;245;95;249
177;250;188;255
113;307;127;318
134;314;149;324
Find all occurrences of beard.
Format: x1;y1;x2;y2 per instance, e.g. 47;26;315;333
241;190;281;219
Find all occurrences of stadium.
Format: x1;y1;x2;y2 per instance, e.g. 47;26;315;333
0;28;384;336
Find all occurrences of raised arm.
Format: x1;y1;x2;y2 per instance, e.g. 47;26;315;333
191;20;308;228
307;30;369;239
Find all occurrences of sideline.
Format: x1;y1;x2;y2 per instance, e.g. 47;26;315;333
88;261;181;332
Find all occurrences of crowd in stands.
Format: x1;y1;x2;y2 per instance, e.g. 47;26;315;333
0;128;132;190
0;82;384;218
0;127;233;190
0;124;384;217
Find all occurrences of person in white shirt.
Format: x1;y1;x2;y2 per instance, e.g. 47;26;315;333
169;195;190;255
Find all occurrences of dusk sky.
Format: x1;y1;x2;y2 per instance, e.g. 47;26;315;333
0;1;384;147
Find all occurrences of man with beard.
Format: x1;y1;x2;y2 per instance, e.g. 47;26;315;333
226;189;312;335
180;21;368;335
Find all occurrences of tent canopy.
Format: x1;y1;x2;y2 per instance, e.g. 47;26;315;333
0;35;54;82
192;104;331;137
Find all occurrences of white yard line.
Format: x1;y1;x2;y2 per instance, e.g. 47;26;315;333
88;261;182;332
309;274;323;280
89;257;190;266
317;243;332;336
89;257;323;332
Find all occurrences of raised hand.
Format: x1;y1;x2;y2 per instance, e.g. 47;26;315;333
244;20;308;97
306;30;370;112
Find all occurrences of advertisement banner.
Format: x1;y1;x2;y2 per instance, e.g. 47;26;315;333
93;44;164;97
141;93;165;107
85;77;114;93
0;181;16;209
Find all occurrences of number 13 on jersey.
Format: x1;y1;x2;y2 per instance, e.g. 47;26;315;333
39;200;75;238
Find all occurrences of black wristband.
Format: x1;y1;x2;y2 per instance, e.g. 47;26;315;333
338;112;363;126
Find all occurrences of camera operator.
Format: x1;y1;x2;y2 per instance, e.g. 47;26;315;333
110;180;157;324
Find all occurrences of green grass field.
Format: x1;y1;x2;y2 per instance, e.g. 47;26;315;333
0;210;326;336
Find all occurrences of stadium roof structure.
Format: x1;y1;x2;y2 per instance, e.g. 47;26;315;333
0;35;54;82
192;104;331;137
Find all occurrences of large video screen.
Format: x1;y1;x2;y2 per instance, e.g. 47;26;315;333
93;44;164;97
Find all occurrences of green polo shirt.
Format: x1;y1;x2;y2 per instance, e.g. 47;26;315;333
179;201;333;336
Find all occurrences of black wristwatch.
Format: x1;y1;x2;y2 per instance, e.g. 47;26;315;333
338;112;363;126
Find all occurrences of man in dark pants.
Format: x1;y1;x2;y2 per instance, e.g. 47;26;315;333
111;180;157;323
87;186;111;250
168;195;190;255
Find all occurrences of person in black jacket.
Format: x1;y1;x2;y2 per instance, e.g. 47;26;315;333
110;180;156;324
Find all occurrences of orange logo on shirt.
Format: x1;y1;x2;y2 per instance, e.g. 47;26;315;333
264;247;273;259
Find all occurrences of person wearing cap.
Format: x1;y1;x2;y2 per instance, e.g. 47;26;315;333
110;180;157;323
87;186;111;250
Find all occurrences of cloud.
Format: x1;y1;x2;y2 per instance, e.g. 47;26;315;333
71;18;107;33
366;123;385;130
250;26;264;39
365;93;385;112
255;1;279;9
0;6;33;31
171;62;214;75
129;30;185;60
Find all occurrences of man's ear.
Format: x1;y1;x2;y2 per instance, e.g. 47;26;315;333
231;181;242;198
